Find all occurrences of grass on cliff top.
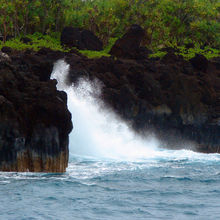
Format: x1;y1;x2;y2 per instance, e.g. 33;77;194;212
79;50;110;58
149;45;220;60
78;38;117;58
149;46;220;60
0;32;65;52
0;33;219;60
177;46;220;60
0;33;114;58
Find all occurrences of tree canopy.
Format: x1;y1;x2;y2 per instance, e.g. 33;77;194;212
0;0;219;48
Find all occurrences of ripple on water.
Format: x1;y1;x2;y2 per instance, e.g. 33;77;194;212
0;154;220;220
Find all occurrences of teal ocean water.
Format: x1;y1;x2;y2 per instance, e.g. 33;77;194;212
1;152;220;220
1;60;219;220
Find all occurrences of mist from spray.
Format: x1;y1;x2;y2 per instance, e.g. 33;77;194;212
51;59;164;161
51;59;220;162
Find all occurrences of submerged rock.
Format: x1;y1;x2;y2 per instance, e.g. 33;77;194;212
0;48;72;172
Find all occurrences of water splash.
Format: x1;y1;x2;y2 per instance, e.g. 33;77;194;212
51;59;220;162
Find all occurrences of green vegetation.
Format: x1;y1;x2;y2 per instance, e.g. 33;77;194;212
0;0;219;59
149;51;167;59
79;37;117;58
0;33;112;58
177;46;220;60
0;33;117;59
0;33;219;60
0;32;64;51
79;50;110;59
149;46;220;60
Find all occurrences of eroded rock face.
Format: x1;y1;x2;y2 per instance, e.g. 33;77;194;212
0;42;219;172
65;49;220;153
0;48;72;172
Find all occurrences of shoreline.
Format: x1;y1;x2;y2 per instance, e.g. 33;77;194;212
0;26;219;172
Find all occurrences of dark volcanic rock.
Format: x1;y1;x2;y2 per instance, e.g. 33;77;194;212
160;47;180;53
20;37;32;44
0;48;72;172
0;51;10;62
185;43;194;49
190;54;208;72
0;35;14;42
1;41;219;173
1;46;12;54
211;57;220;70
66;49;220;153
110;24;146;59
61;26;103;51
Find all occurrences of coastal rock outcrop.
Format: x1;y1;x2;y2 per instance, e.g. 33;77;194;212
110;24;149;59
0;48;72;172
0;33;219;173
61;26;103;51
66;46;220;153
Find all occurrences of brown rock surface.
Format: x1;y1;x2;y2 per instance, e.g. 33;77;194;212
0;48;72;172
0;39;219;173
110;24;149;59
61;26;103;51
66;48;220;153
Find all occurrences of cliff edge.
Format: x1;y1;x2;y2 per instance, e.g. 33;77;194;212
0;49;72;172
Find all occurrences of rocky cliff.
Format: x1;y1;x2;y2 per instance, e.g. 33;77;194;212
66;53;219;152
0;48;72;172
0;27;219;173
65;26;220;153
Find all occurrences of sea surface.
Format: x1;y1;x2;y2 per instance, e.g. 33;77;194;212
1;152;220;220
1;60;220;219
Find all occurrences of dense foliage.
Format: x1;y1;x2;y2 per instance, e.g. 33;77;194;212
0;0;219;50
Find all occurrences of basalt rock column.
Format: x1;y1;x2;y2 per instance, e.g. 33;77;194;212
0;49;72;172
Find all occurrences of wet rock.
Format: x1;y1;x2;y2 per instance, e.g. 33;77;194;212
66;46;220;153
1;37;219;171
61;26;103;51
0;49;72;172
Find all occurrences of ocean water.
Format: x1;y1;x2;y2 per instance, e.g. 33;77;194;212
1;60;220;220
1;153;220;220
